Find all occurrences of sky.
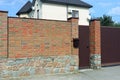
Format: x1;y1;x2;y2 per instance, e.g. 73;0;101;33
0;0;120;23
84;0;120;23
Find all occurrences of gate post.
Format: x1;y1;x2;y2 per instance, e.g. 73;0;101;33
68;17;79;55
68;17;79;70
0;11;8;58
89;19;101;69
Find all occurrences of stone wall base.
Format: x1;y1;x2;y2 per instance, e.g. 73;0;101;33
90;54;101;69
0;55;78;79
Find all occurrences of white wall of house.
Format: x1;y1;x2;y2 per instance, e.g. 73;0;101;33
68;6;90;25
31;0;42;18
41;3;90;25
28;11;34;18
25;0;90;25
42;3;67;21
19;14;29;18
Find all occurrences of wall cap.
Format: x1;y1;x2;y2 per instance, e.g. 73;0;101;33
68;17;79;20
8;16;69;22
90;19;100;21
0;10;8;13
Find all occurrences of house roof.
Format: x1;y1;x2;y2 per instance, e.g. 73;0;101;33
16;0;92;15
41;0;92;8
16;1;32;15
32;0;36;6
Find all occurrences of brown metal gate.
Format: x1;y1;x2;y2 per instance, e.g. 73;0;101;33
79;26;90;68
101;27;120;66
79;26;120;68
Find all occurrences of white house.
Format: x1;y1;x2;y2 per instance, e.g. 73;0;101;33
16;0;92;25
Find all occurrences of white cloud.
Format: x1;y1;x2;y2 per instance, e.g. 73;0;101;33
108;7;120;15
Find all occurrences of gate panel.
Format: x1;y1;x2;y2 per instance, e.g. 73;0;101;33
79;26;90;68
101;27;120;65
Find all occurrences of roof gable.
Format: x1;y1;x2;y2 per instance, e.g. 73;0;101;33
16;1;32;15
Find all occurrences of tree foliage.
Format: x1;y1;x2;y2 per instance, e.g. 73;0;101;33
96;15;120;27
113;23;120;27
98;15;114;26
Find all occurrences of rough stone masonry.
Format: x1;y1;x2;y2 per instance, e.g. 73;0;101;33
0;56;78;79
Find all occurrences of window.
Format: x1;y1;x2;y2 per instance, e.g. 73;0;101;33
72;10;79;18
37;10;39;18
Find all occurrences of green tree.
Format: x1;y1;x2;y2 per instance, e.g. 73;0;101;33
98;15;114;26
113;22;120;27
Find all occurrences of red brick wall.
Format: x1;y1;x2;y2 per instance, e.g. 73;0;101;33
0;11;8;58
89;20;101;54
68;18;79;55
0;11;79;77
8;18;72;58
89;19;101;69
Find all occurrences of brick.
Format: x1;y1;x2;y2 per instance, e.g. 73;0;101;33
68;18;79;55
0;11;8;58
8;17;72;58
0;12;79;77
89;20;101;69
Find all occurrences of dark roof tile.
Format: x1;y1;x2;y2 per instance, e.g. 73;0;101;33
16;1;32;15
41;0;92;8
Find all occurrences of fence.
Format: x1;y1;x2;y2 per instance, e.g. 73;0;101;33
0;10;102;79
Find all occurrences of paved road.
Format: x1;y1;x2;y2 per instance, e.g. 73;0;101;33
3;66;120;80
